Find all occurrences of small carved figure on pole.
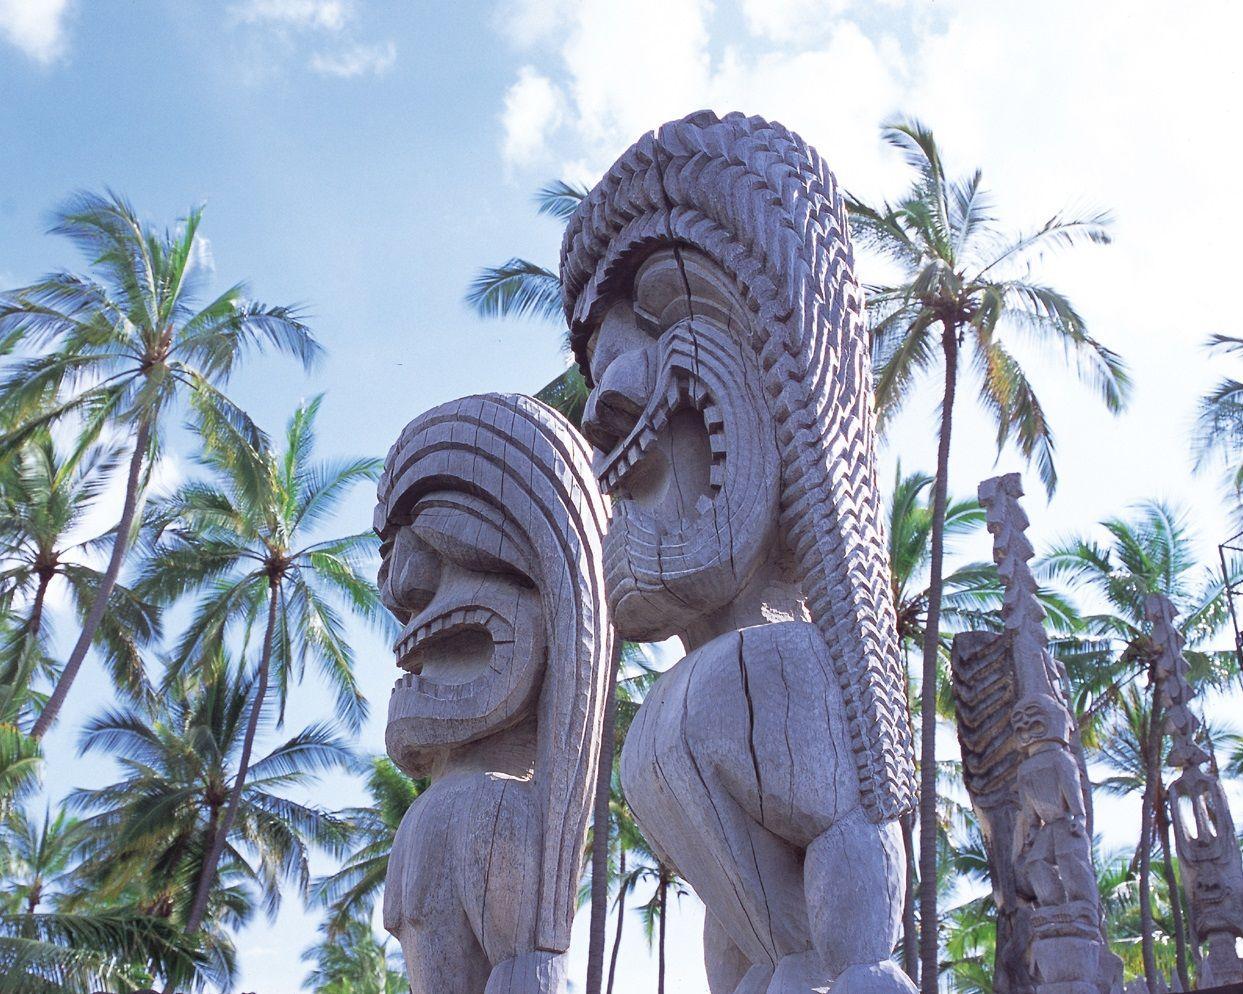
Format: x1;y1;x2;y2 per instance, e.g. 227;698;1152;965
951;473;1121;994
1146;592;1243;988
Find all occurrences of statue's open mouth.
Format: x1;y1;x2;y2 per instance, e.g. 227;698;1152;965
596;372;724;527
392;606;506;688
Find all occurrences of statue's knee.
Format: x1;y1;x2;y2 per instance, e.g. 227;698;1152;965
832;961;918;994
485;950;567;994
805;814;905;972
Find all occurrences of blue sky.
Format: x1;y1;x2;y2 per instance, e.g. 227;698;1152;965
3;0;1242;991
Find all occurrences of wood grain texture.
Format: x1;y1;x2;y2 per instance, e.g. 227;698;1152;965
563;112;918;994
375;393;612;991
951;474;1122;994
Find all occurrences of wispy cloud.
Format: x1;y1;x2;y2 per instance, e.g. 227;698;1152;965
0;0;72;64
309;39;395;77
228;0;394;79
230;0;351;31
501;66;564;168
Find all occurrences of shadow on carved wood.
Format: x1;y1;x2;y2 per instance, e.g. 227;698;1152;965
374;393;612;994
562;110;919;994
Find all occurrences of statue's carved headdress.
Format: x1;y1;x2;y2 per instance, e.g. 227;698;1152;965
560;110;915;821
374;393;612;951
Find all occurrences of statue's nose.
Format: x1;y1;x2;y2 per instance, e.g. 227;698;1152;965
581;348;651;453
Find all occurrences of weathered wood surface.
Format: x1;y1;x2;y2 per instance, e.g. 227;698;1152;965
563;110;918;994
374;393;612;993
1147;593;1243;988
950;474;1121;994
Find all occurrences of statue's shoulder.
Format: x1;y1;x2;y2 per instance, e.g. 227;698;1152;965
685;620;826;669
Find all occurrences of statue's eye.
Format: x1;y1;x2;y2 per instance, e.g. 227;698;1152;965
380;529;440;624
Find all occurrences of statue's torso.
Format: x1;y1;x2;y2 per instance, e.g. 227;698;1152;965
623;620;862;853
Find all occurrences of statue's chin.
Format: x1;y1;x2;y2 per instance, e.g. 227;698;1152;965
610;588;680;644
384;722;446;779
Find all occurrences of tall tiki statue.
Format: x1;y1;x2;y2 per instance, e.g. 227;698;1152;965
375;394;612;994
561;111;919;994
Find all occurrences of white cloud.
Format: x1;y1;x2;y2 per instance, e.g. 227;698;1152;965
501;66;565;167
227;0;395;80
309;39;395;77
0;0;71;64
188;234;216;278
502;0;575;49
740;0;852;43
497;0;714;175
231;0;351;31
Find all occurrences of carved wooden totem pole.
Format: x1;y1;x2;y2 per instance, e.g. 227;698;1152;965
950;474;1121;994
1146;593;1243;988
561;110;919;994
374;393;612;994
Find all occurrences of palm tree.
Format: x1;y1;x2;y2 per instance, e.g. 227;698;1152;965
0;722;40;822
301;917;406;994
888;465;986;981
68;651;353;984
466;180;589;425
847;118;1129;992
1094;688;1189;989
1036;499;1237;725
1193;333;1243;520
0;805;83;915
312;756;425;933
0;433;159;724
136;395;385;935
0;191;320;740
0;626;42;821
0;907;217;994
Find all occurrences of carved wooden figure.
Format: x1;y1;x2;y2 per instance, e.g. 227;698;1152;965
374;393;612;994
1146;593;1243;988
561;110;919;994
950;474;1121;994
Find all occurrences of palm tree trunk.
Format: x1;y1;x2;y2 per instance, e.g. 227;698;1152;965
919;324;959;994
31;416;152;741
183;579;280;935
587;642;621;994
1139;701;1163;992
902;810;919;983
657;867;668;994
1155;782;1190;990
27;571;52;640
606;850;627;994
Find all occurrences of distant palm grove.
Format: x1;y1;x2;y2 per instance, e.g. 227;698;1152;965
1;119;1240;994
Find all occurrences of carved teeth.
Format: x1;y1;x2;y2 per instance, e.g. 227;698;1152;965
393;607;497;672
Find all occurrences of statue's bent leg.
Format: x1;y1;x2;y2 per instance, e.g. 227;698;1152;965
484;952;568;994
804;810;914;994
385;784;492;994
394;914;490;994
706;911;758;993
456;777;567;993
622;649;811;979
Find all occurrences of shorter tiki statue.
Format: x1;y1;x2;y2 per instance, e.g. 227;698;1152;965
374;393;612;994
563;111;918;994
